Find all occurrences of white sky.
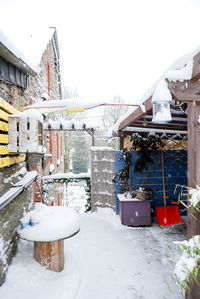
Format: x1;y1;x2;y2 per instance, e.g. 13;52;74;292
1;0;200;104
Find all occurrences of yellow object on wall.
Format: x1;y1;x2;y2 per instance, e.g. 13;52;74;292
0;97;25;168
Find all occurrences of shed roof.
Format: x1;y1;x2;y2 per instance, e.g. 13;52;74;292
112;47;200;138
0;30;39;76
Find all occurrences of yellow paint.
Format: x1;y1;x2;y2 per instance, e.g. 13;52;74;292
67;108;85;113
0;97;19;114
0;98;23;168
0;146;8;155
0;121;8;131
0;134;8;144
0;110;8;121
0;155;25;168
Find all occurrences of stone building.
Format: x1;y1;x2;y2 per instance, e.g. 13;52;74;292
0;28;64;285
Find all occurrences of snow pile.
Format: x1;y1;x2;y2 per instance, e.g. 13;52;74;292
174;235;200;283
189;187;200;208
165;60;193;82
17;204;80;242
152;80;172;103
90;208;127;230
9;109;44;123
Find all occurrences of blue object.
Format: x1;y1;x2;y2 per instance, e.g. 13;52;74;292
115;150;187;215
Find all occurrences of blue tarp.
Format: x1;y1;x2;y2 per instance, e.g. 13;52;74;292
115;150;187;215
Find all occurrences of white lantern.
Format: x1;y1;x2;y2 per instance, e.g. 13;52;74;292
152;101;172;123
152;80;172;124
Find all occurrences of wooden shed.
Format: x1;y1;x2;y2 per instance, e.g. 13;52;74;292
112;47;200;299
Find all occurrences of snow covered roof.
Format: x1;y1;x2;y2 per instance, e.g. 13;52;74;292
0;30;39;76
111;45;200;136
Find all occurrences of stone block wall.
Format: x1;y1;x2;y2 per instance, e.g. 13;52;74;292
90;147;116;211
0;185;33;286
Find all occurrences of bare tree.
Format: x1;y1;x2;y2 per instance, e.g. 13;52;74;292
102;95;129;129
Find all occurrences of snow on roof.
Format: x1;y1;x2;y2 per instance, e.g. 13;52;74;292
0;27;55;69
110;45;200;135
0;29;40;75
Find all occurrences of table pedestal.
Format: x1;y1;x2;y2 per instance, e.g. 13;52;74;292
34;239;64;272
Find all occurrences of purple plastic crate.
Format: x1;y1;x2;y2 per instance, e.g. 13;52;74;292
118;195;151;226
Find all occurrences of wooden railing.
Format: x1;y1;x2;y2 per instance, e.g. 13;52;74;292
0;97;25;168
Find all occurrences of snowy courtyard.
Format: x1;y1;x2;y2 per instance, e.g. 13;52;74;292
0;208;185;299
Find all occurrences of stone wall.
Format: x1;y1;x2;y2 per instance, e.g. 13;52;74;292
0;183;33;286
0;31;64;285
90;147;116;211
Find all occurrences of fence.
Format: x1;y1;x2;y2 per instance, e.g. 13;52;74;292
42;173;91;213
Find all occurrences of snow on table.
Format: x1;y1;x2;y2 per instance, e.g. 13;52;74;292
17;204;80;242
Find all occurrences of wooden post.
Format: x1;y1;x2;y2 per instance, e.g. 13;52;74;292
186;102;200;299
34;240;64;272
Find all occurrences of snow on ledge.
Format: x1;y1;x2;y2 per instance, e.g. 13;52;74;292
0;171;37;210
91;146;114;151
43;119;98;131
43;172;90;181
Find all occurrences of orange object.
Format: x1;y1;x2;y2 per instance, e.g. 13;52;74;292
60;133;62;157
46;53;51;98
56;132;59;162
49;129;53;165
155;152;183;226
57;183;60;206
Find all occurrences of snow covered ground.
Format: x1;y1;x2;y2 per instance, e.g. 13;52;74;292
0;208;185;299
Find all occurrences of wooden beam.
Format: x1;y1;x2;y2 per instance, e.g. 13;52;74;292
0;146;8;155
0;121;8;131
0;134;8;144
168;79;200;102
0;155;25;168
0;97;19;114
118;97;152;131
186;101;200;299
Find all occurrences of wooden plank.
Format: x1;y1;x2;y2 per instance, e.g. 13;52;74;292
34;240;64;272
0;155;25;168
0;134;8;144
0;97;19;114
186;102;200;299
0;121;8;131
118;97;152;131
0;109;8;121
0;146;8;155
